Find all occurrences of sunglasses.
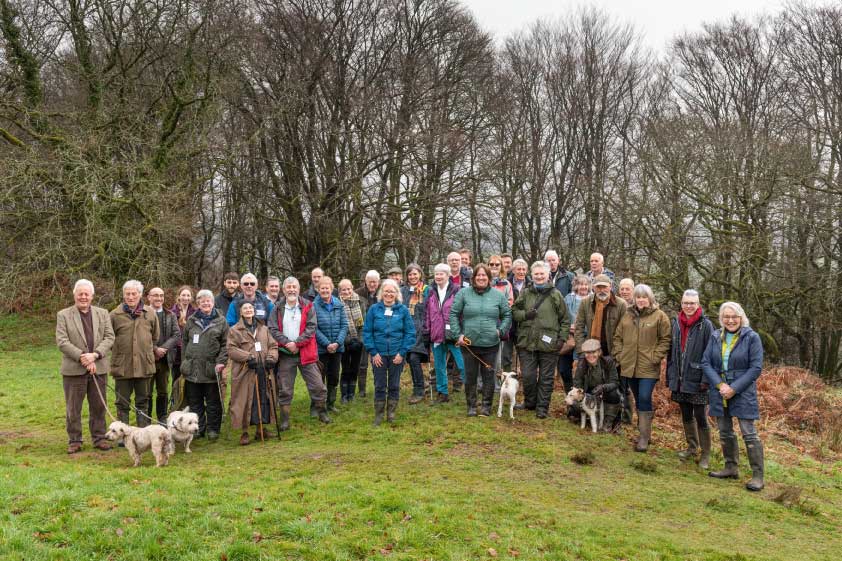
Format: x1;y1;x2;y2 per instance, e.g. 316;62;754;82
242;282;256;286
489;263;501;266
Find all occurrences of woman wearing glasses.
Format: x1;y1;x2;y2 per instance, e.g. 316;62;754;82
702;302;765;491
666;290;714;468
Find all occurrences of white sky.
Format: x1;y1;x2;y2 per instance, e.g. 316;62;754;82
460;0;791;51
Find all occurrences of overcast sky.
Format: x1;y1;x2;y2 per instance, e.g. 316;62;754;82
459;0;792;51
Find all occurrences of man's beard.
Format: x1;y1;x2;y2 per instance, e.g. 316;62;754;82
596;291;610;302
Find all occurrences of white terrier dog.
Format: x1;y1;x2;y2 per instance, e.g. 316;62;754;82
105;421;173;467
564;388;604;433
166;407;200;453
497;371;519;420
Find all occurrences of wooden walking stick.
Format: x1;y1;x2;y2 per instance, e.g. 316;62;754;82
253;367;265;443
262;356;282;440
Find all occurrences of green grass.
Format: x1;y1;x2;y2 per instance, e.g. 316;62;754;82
1;317;840;560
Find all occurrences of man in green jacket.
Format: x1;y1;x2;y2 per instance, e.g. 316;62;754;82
511;261;570;419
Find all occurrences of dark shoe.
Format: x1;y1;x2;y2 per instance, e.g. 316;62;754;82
709;436;740;479
207;431;219;441
93;440;112;451
373;400;386;426
635;411;654;452
513;403;526;410
408;394;424;405
118;441;126;448
479;405;491;417
601;404;621;432
436;393;450;403
255;427;271;441
326;385;338;412
309;400;318;418
386;400;398;422
67;442;82;454
699;427;712;470
358;391;367;398
279;405;291;432
240;432;250;446
467;406;477;417
451;383;463;393
678;420;700;461
745;440;765;492
315;401;332;424
536;410;548;419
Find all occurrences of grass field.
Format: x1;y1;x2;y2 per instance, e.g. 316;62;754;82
0;314;840;560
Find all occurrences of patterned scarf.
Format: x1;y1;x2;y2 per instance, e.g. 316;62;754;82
407;283;427;315
342;294;364;339
122;302;145;319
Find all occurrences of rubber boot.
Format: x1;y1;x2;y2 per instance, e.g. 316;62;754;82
635;411;654;452
373;400;386;426
709;434;740;479
744;439;765;491
386;399;398;423
156;395;168;424
466;384;477;416
678;420;700;460
601;404;621;432
309;399;318;418
698;426;712;470
315;400;331;424
279;405;291;432
326;384;338;413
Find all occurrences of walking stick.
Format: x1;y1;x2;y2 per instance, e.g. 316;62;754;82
254;365;265;443
264;358;282;440
215;368;227;437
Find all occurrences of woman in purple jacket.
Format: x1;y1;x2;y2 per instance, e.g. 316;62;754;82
423;263;465;403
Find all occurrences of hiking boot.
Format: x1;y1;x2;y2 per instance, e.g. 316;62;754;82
67;442;82;454
93;440;112;451
279;405;291;431
240;432;250;446
635;411;654;452
386;399;398;422
373;400;386;426
699;426;712;470
467;406;477;417
513;403;526;410
601;404;621;432
479;405;491;417
745;439;765;492
709;435;740;479
436;393;450;403
326;385;338;412
315;401;331;424
408;394;424;405
309;400;318;418
207;431;219;441
678;420;699;461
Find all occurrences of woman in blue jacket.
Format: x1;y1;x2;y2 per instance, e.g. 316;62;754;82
702;301;765;491
314;277;348;413
363;279;416;426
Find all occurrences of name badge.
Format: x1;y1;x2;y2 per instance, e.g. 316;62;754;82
409;287;415;292
384;309;393;317
256;309;265;318
445;324;451;330
462;281;470;288
192;334;200;344
254;342;262;352
542;335;552;344
433;342;441;348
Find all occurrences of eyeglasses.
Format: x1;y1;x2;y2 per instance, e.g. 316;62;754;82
722;315;740;321
242;282;256;286
681;302;698;306
489;263;501;266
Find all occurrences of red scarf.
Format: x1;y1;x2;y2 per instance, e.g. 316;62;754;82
678;307;703;351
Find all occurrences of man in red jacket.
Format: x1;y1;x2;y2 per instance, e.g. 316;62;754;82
268;277;330;429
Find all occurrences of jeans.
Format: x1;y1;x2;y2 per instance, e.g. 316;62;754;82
462;344;498;408
715;414;759;444
432;342;464;395
628;377;657;412
372;355;403;401
407;352;426;396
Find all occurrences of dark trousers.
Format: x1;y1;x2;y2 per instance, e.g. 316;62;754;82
171;363;181;382
63;374;108;444
463;344;498;408
114;377;151;427
501;339;515;371
520;349;558;412
619;375;634;423
186;380;222;435
147;359;170;422
319;353;341;388
372;355;403;401
407;352;426;397
628;377;657;412
340;342;363;399
679;402;709;429
556;353;574;393
358;349;369;394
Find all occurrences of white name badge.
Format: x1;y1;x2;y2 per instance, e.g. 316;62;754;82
541;335;552;344
445;324;451;330
254;342;262;352
384;309;393;317
433;342;441;348
192;334;200;344
409;287;415;292
256;309;265;318
462;281;470;287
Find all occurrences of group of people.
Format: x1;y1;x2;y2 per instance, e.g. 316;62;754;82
55;248;766;491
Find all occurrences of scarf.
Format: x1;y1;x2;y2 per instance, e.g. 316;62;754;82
172;303;195;329
678;307;703;351
407;283;427;315
122;302;145;319
194;308;217;330
590;296;608;340
243;318;256;335
342;294;364;339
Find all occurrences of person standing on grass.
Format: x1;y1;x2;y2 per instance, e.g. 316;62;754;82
502;258;531;372
56;279;115;454
449;264;512;418
181;290;229;440
424;263;465;404
215;272;240;317
228;302;279;445
110;280;159;428
314;276;348;413
355;270;381;398
338;279;366;403
363;279;415;426
170;285;196;382
667;289;714;469
146;287;180;424
703;302;766;492
612;283;671;452
511;261;569;419
401;263;431;404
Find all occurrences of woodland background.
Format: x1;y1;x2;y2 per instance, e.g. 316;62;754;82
1;0;841;381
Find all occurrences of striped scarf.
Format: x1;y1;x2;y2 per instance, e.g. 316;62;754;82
407;283;427;315
342;295;364;339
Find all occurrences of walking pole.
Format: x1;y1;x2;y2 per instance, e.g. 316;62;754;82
215;368;227;437
263;357;282;440
253;368;265;443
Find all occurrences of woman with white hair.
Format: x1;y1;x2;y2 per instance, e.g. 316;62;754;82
702;302;765;491
362;279;416;425
667;289;714;468
612;284;671;452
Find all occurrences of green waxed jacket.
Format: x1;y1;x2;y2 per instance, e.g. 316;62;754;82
511;286;570;353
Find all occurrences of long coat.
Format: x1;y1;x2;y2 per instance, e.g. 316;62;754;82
110;305;159;379
702;327;764;419
181;311;229;384
227;320;279;430
613;305;671;380
666;314;714;394
56;305;114;376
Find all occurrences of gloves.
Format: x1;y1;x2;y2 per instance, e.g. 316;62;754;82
592;384;605;397
525;309;538;320
247;357;258;370
264;358;276;369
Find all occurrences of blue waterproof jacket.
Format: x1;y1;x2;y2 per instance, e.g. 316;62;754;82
702;326;764;419
363;302;416;357
313;295;348;354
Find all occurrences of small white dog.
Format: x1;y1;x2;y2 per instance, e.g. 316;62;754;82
105;421;173;467
564;388;604;433
166;407;200;453
497;371;519;420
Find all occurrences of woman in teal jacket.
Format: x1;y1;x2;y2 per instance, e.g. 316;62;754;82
363;279;416;426
449;264;512;417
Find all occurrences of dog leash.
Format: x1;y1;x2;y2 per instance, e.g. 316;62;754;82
460;337;493;369
86;370;169;428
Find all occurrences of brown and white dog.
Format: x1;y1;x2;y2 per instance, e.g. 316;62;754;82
105;421;173;467
564;388;604;433
497;371;519;420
